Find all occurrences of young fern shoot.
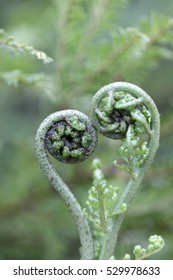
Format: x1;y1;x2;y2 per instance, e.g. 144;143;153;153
35;110;97;260
90;82;160;259
35;82;161;259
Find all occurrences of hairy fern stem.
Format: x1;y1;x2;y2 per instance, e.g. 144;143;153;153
35;110;97;259
91;82;160;259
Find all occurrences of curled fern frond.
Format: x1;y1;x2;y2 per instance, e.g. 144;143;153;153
91;82;159;179
89;82;160;259
91;82;152;140
35;109;98;259
44;110;98;163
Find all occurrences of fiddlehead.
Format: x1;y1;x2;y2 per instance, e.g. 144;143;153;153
45;110;97;163
91;82;152;140
91;82;159;177
90;82;160;259
35;109;98;259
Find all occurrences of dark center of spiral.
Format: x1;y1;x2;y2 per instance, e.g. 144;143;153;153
45;119;93;163
111;108;132;124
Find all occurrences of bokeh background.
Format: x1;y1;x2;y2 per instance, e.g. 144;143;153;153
0;0;173;260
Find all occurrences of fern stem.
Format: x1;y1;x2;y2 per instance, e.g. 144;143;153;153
91;82;160;259
35;110;97;259
97;182;107;233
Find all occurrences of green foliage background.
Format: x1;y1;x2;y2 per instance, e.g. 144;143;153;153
0;0;173;259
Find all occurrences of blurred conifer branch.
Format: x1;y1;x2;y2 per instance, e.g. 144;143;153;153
51;2;173;101
1;4;173;104
0;70;55;99
0;70;48;87
0;29;53;64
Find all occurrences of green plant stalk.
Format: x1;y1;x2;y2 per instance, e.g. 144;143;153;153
97;181;107;233
35;111;95;260
96;83;160;259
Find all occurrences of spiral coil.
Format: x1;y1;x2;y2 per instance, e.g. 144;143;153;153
91;82;152;139
43;110;98;164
